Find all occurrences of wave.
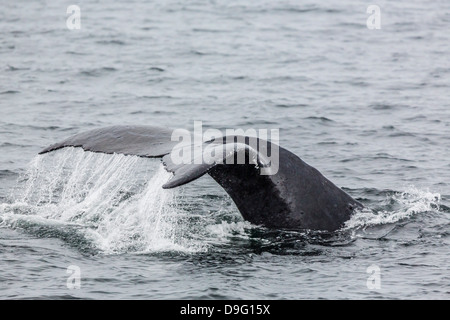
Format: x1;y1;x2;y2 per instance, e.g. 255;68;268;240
344;187;441;230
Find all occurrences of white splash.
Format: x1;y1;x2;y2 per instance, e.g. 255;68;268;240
0;148;206;254
206;221;254;241
344;186;441;230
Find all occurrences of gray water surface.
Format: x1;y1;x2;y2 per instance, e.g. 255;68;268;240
0;0;449;299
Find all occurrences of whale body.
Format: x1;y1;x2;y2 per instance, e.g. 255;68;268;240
40;125;363;231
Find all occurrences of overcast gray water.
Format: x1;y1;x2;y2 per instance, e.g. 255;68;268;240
0;0;449;299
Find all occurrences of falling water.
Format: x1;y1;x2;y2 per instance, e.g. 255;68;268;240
0;148;206;254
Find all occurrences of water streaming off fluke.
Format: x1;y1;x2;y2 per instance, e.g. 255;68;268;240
0;148;207;254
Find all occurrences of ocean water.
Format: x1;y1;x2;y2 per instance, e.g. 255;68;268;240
0;0;449;299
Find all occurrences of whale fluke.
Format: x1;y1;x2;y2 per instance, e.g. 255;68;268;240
40;125;363;231
39;125;177;157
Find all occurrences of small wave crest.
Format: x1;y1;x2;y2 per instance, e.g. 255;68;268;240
344;187;441;230
206;221;254;241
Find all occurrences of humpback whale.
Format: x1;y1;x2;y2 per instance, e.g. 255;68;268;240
40;125;363;231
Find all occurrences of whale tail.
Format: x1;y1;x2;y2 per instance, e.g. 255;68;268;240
40;125;363;231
